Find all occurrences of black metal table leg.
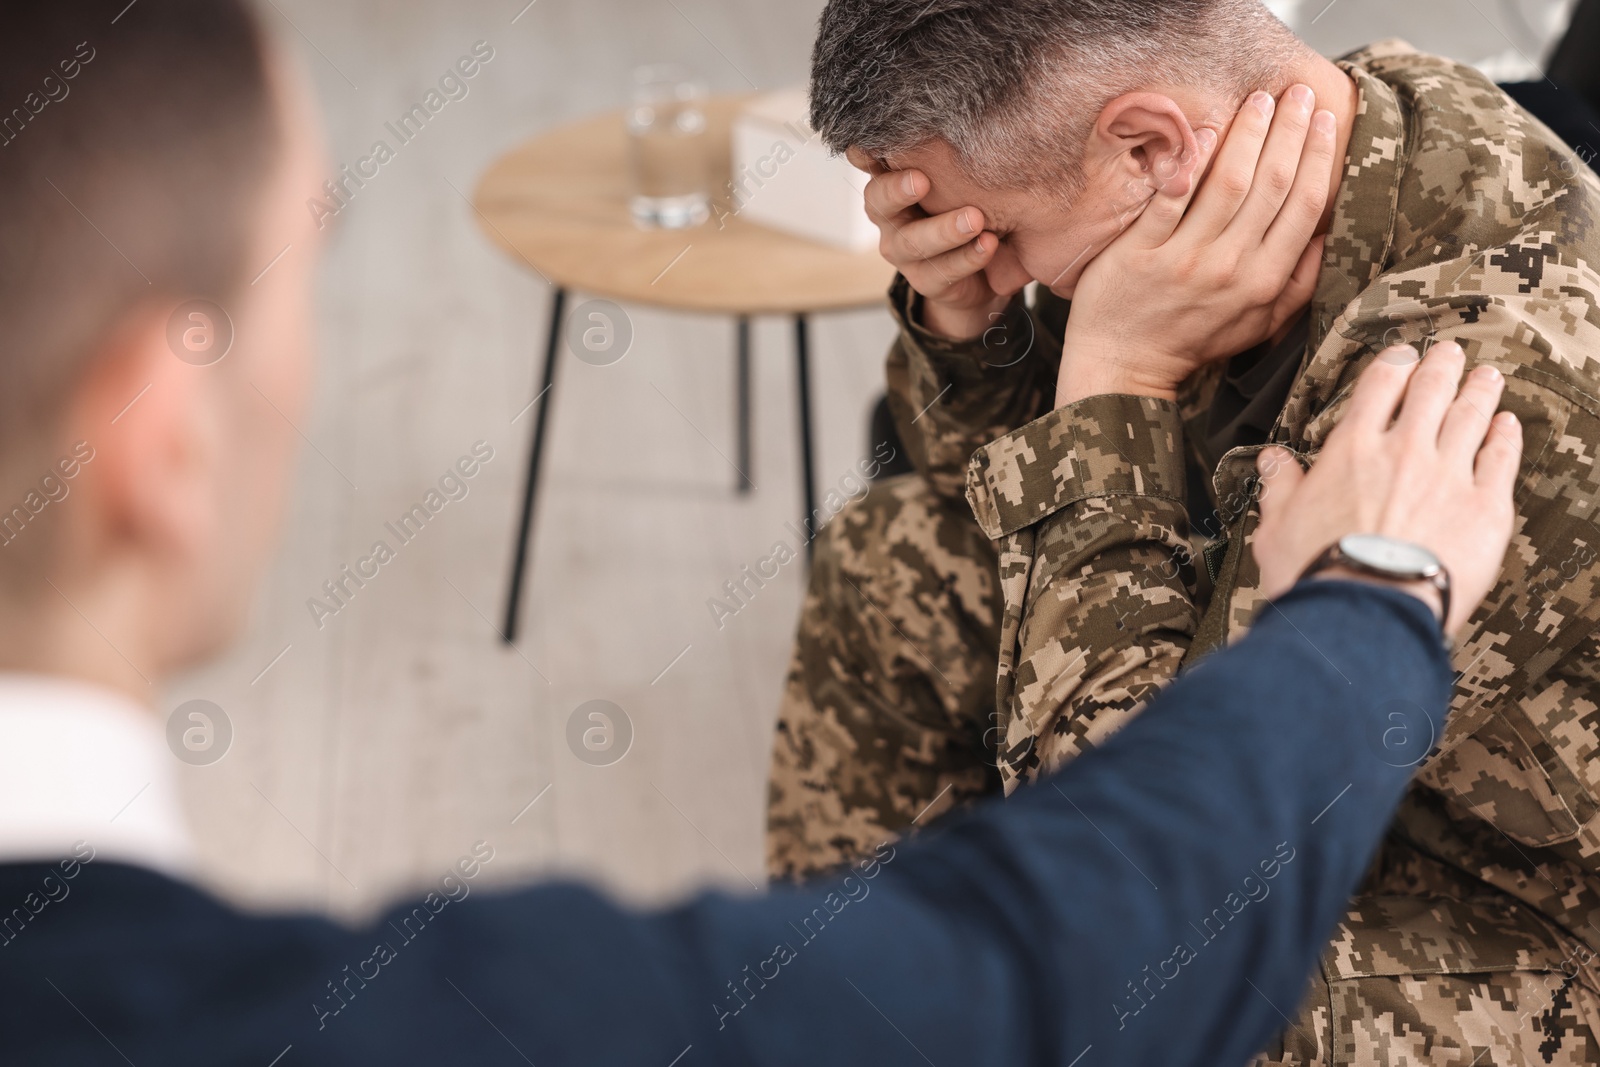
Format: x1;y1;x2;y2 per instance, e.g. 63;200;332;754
735;315;753;494
501;286;566;644
794;313;818;561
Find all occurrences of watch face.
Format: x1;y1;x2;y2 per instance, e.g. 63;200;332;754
1340;533;1442;580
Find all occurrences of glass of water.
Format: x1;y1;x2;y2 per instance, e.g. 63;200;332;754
627;65;711;229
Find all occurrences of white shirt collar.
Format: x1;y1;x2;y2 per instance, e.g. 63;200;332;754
0;673;194;878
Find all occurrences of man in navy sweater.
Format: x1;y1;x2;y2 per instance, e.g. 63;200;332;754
0;2;1522;1064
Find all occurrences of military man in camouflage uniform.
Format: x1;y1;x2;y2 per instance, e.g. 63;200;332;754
769;0;1600;1060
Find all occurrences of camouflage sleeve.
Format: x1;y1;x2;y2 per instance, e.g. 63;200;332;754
964;393;1199;792
1322;297;1600;835
885;275;1064;501
1362;374;1600;947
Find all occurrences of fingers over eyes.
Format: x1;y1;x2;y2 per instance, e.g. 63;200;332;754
902;233;997;298
863;169;927;224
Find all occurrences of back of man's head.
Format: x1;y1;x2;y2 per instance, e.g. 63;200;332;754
810;0;1303;193
0;0;278;494
0;0;285;613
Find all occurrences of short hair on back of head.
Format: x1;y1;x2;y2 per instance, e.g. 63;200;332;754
0;0;279;465
809;0;1302;193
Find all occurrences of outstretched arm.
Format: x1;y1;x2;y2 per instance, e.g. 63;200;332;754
429;582;1448;1067
401;337;1520;1067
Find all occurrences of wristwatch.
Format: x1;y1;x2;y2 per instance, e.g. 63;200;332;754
1299;533;1451;631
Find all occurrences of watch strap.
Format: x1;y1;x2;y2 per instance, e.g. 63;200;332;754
1299;539;1450;634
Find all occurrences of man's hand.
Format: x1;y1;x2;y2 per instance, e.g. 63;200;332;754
1056;86;1337;406
850;147;1019;341
1253;342;1522;637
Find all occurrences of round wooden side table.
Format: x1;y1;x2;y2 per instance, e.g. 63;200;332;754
471;94;894;641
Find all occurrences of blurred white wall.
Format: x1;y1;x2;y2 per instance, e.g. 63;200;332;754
1267;0;1577;78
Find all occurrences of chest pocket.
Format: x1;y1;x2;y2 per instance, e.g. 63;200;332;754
1419;703;1597;846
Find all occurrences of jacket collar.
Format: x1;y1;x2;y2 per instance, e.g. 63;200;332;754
1283;55;1409;438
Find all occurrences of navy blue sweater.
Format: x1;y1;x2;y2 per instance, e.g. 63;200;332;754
0;581;1451;1066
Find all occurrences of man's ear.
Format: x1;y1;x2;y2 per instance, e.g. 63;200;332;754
1091;92;1203;198
68;301;222;566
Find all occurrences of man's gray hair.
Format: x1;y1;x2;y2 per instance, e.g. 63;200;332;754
810;0;1304;192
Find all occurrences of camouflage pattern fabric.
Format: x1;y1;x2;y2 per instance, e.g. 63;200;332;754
881;274;1067;505
766;39;1600;1063
767;225;1069;878
766;472;1001;877
1254;847;1600;1065
1257;966;1600;1065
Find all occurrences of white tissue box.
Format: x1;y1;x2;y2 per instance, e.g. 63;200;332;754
728;89;875;251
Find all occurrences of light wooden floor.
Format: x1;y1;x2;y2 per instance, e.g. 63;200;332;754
170;0;1577;920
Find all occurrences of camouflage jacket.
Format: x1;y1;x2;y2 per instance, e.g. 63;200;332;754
892;42;1600;985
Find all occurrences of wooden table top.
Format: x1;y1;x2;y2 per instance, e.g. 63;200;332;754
470;95;895;316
